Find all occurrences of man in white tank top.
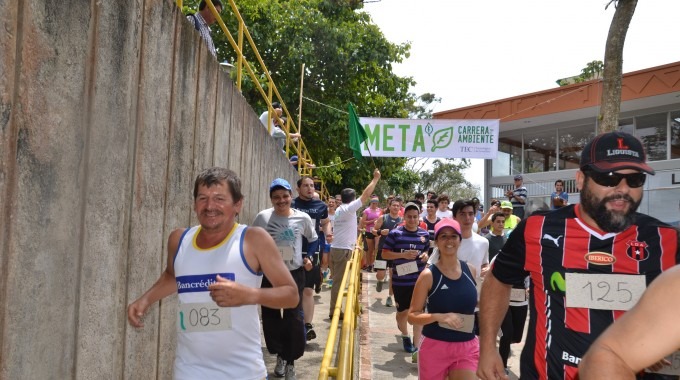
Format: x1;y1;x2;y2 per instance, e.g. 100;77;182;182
127;167;299;380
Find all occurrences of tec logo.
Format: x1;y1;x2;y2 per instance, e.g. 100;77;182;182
626;240;649;261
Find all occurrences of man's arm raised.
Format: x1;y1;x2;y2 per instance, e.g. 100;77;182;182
209;227;298;309
358;168;381;205
127;228;184;328
477;272;512;380
579;265;680;379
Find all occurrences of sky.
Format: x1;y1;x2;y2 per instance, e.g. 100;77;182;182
363;0;680;196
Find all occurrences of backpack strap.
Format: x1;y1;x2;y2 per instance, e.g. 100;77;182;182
188;13;200;31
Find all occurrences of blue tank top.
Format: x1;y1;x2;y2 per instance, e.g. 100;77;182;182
422;261;477;342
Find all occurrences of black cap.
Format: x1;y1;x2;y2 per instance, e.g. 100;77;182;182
580;131;654;175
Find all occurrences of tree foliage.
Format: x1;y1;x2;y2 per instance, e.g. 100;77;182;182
557;60;604;86
418;159;479;201
182;0;469;198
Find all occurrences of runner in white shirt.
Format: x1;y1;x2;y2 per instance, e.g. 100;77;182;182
436;194;453;219
328;168;381;319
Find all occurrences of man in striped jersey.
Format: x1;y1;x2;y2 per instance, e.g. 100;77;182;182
478;131;680;380
382;202;430;354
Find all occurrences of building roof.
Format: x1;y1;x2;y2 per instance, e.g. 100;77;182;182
434;61;680;133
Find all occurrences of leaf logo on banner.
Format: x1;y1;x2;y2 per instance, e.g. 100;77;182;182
431;127;454;152
425;123;434;137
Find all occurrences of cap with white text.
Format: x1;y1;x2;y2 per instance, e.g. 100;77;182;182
580;131;654;174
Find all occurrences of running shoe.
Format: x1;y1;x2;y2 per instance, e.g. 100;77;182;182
327;279;333;288
322;269;330;282
402;336;416;353
376;279;383;292
314;282;321;294
274;355;286;377
385;296;393;307
411;349;418;363
284;364;296;380
305;323;316;341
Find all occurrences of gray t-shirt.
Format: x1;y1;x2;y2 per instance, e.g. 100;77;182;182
252;208;317;271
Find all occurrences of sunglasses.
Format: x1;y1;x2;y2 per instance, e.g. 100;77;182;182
585;170;646;188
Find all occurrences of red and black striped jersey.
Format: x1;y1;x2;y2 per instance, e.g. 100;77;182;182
492;204;680;380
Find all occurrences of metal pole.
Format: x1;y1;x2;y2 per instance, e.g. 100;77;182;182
297;64;305;174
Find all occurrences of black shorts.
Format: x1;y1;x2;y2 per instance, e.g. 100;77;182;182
392;285;415;312
375;249;393;268
364;231;376;240
304;263;321;289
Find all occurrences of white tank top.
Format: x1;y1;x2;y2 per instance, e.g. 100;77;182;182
173;224;265;380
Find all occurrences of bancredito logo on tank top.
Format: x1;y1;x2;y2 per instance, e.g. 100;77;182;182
176;273;235;293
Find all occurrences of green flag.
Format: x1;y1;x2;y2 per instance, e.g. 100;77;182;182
348;103;368;160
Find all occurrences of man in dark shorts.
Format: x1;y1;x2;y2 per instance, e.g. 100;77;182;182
293;176;332;342
478;131;680;380
372;198;403;306
382;202;430;354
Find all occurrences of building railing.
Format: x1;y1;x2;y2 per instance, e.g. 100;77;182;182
318;236;363;379
175;0;321;183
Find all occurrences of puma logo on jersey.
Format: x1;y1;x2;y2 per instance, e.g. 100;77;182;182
441;284;449;290
542;233;563;247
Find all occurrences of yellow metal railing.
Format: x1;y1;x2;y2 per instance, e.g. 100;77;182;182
176;0;317;177
319;236;364;379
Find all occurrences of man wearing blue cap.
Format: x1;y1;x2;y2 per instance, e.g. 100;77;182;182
253;178;318;379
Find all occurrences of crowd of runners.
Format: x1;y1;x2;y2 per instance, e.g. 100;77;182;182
126;130;680;380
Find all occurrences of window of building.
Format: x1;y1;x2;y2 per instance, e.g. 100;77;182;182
493;135;522;177
639;188;680;226
635;112;668;161
558;124;596;170
671;111;680;160
523;130;557;173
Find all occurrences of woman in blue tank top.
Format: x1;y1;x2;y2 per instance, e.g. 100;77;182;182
408;218;479;380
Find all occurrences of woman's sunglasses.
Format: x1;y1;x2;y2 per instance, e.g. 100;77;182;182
584;170;646;188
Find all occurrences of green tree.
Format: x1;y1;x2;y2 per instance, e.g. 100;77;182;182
419;159;479;201
184;0;435;193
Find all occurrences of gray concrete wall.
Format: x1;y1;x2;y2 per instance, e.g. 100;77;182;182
0;0;297;378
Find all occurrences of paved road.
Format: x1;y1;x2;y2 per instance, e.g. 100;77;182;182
260;271;526;379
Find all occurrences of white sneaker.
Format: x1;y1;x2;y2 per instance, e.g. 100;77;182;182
274;355;286;377
284;364;296;380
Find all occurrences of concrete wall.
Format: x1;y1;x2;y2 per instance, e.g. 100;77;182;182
0;0;297;378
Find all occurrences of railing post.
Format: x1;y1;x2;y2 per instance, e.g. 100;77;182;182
237;19;244;91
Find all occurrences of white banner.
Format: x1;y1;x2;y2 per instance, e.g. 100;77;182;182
359;118;499;159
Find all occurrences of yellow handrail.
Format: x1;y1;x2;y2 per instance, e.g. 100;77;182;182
319;236;364;379
178;0;319;178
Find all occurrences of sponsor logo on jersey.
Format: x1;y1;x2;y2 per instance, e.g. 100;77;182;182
278;228;296;242
176;273;236;293
562;351;582;365
550;272;566;292
584;251;616;265
626;240;649;261
542;233;563;247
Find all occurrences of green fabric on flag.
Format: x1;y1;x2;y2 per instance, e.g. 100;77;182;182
348;103;368;160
